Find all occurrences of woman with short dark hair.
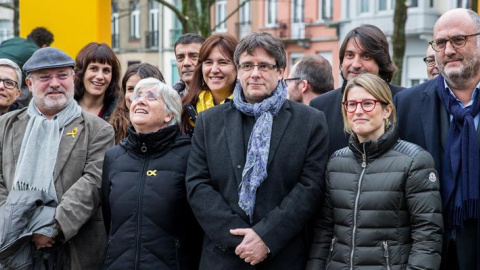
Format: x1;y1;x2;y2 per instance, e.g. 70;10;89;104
74;42;121;121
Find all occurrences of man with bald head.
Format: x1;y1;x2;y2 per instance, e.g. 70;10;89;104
395;8;480;269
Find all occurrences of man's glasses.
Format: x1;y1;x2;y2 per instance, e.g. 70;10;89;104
29;71;73;83
238;63;277;72
129;91;160;102
429;32;480;52
423;57;435;67
343;99;385;113
284;77;301;86
0;78;18;90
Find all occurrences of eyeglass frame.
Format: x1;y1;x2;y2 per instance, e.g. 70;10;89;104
28;69;74;83
342;99;386;113
423;57;436;67
129;90;161;102
429;32;480;52
237;62;278;72
0;78;19;90
284;77;302;86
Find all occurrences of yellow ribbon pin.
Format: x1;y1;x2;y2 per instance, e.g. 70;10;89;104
67;128;78;138
146;170;157;176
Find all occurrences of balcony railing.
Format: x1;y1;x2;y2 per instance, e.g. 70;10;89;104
146;30;159;48
261;19;313;41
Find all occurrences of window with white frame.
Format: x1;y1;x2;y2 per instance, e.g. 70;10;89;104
456;0;468;8
240;0;250;23
378;0;395;11
293;0;304;23
408;0;418;7
320;0;333;20
215;0;227;32
359;0;369;14
0;20;12;43
265;0;278;26
149;1;159;32
111;2;119;48
130;1;140;39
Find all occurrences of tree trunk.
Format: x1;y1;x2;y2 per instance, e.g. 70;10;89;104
391;0;407;86
13;0;18;36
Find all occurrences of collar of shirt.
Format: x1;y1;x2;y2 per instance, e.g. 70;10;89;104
444;78;480;129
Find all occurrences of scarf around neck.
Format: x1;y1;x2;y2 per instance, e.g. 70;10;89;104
12;99;82;202
435;75;480;233
196;89;233;114
233;79;287;223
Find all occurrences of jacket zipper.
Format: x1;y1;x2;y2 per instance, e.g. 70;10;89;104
134;142;149;270
326;237;336;269
383;241;391;270
350;143;367;270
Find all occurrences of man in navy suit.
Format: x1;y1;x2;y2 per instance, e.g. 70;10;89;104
395;8;480;270
186;32;328;270
310;24;404;157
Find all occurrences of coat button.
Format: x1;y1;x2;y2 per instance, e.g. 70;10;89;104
237;165;241;169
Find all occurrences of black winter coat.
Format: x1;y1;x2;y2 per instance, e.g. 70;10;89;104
307;125;443;270
102;125;201;270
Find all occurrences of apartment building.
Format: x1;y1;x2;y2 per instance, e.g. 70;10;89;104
212;0;342;87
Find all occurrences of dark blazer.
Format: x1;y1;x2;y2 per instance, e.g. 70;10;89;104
310;83;404;157
394;77;446;174
186;100;328;270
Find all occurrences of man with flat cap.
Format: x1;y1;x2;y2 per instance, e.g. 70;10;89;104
0;47;114;269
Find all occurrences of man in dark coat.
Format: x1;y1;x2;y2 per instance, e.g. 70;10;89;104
310;24;404;156
186;32;328;270
395;8;480;270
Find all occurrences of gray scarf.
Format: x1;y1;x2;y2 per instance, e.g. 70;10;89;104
233;79;287;223
12;99;82;202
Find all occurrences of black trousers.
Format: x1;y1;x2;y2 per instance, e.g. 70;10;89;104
441;220;478;270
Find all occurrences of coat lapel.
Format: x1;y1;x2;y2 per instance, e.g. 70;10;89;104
53;116;84;182
421;79;443;162
267;101;291;168
12;111;29;165
224;106;246;185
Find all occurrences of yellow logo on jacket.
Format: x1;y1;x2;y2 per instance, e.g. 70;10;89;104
146;170;157;176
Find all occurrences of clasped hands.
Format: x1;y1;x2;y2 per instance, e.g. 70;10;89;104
230;228;269;265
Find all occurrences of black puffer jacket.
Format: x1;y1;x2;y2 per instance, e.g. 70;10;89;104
307;125;443;270
102;125;201;270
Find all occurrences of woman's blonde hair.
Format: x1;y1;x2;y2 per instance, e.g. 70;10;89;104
341;73;396;134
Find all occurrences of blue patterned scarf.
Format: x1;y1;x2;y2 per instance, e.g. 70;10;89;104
233;79;287;223
436;75;480;233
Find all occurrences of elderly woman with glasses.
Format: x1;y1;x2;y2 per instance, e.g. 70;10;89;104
307;73;443;270
102;78;201;270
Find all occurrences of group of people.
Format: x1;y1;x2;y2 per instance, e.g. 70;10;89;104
0;7;478;270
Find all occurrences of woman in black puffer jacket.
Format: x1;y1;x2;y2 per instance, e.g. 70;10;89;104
307;73;443;270
102;78;201;270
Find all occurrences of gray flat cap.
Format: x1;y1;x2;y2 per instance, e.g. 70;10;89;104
23;47;75;73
